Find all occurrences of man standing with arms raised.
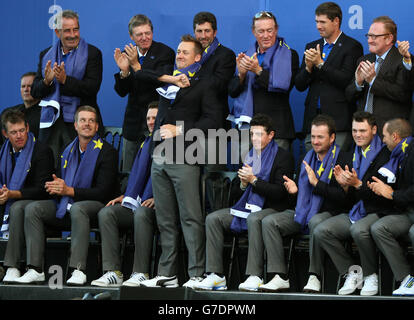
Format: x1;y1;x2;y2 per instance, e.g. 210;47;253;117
295;2;363;152
31;10;103;163
114;14;174;172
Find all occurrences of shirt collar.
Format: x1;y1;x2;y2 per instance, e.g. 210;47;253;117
138;47;148;58
377;47;392;61
323;31;342;45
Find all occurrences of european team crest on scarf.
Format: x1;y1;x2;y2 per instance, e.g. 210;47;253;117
56;134;102;218
294;143;340;234
378;136;412;183
156;62;201;100
349;134;384;223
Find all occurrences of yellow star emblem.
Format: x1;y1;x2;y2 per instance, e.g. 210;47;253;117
362;145;371;158
402;139;409;153
332;145;336;157
173;70;182;76
317;163;325;177
188;71;195;78
93;139;103;150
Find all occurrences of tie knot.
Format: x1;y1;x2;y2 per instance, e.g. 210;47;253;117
377;57;384;64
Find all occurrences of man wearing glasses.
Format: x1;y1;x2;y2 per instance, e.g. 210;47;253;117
295;2;363;153
345;16;412;135
228;10;299;152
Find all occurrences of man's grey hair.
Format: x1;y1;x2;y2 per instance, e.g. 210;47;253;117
55;10;79;30
128;14;153;35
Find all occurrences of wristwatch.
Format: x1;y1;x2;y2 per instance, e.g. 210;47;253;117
252;177;258;186
316;62;324;69
120;70;130;79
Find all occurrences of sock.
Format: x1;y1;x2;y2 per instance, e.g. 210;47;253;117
27;265;43;273
309;272;320;281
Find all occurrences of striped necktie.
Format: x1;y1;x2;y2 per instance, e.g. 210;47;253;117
365;57;384;113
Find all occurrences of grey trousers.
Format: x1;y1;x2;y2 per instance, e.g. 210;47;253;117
314;213;380;276
262;210;331;275
370;214;413;281
122;138;142;173
151;162;205;277
205;208;276;276
305;131;352;153
98;203;155;273
3;200;34;267
24;200;104;270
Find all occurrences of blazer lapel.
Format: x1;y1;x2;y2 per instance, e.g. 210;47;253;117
172;75;201;105
324;33;345;64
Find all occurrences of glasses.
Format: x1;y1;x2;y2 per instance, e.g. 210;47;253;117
365;33;390;40
254;11;274;19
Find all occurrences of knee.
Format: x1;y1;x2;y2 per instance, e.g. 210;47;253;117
246;213;262;228
313;223;329;241
24;202;42;222
97;206;115;225
69;203;88;223
409;225;414;245
350;222;369;240
261;215;277;234
370;221;384;240
134;207;154;225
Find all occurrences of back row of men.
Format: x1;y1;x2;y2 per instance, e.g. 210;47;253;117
7;2;414;169
1;104;414;297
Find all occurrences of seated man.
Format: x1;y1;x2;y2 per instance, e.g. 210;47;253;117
367;119;414;296
91;102;158;287
314;111;392;296
0;110;54;283
194;113;294;291
259;114;351;293
14;105;119;285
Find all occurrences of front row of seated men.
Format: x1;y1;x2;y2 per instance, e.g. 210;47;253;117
1;105;414;295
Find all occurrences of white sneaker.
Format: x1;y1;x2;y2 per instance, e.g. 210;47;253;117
141;275;179;288
3;268;21;284
14;269;45;284
360;273;378;296
393;275;414;296
338;270;363;295
91;271;123;287
67;269;87;286
122;272;149;287
238;275;263;292
183;276;204;289
259;275;289;292
194;273;227;291
303;275;321;293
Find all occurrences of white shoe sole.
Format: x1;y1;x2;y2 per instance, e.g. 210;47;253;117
90;281;122;287
259;287;289;293
195;285;227;291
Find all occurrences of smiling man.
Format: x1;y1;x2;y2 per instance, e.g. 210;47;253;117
31;10;104;164
141;35;220;289
315;111;392;296
345;16;412;135
192;12;235;129
295;2;363;152
228;11;299;151
114;14;174;172
14;106;119;286
194;113;294;292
